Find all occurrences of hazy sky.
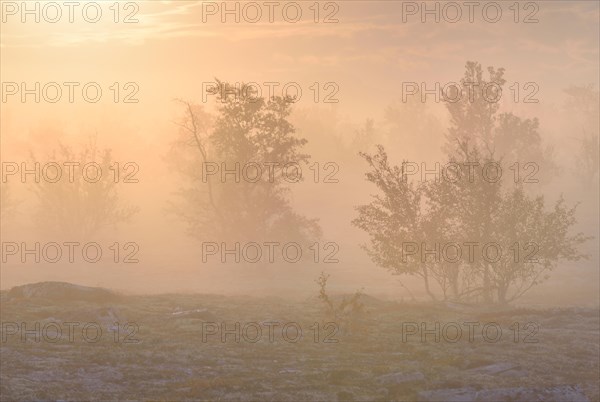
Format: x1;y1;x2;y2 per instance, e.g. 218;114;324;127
2;1;598;134
1;1;598;300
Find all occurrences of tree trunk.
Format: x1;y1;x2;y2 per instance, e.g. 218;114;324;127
423;266;438;301
497;283;508;304
482;263;492;303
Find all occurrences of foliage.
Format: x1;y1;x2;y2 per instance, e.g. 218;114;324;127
171;80;321;247
30;137;138;239
315;272;364;331
353;62;589;304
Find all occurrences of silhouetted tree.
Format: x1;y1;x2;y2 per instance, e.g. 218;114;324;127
351;118;378;153
564;84;599;187
445;61;557;184
31;137;138;239
354;62;588;304
0;182;16;223
385;95;444;160
171;80;321;247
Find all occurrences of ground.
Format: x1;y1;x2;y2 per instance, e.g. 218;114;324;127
0;284;598;401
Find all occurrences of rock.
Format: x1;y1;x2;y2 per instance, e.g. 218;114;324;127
376;371;425;385
327;369;363;384
7;282;120;304
418;387;478;402
477;385;590;401
62;306;129;331
467;362;520;375
418;385;589;402
499;369;528;378
336;390;355;401
278;368;302;375
171;308;217;321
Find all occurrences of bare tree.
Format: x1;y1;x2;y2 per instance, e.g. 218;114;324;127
0;182;17;223
31;137;139;239
564;85;599;187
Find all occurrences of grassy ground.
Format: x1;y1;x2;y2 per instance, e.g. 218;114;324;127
1;289;598;401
